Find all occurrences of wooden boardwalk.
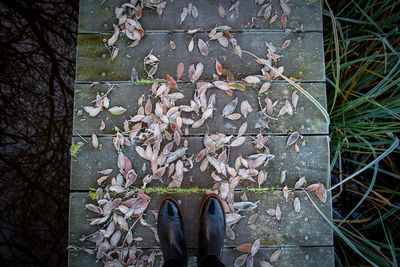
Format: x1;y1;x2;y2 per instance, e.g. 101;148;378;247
69;0;333;266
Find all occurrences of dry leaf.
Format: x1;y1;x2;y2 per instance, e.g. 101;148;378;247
226;227;236;240
188;37;194;52
280;40;291;50
248;212;258;224
166;74;178;89
84;106;101;117
251;239;261;257
294;176;307;189
233;44;242;58
280;170;286;184
280;0;291;15
231;136;246;147
258;171;266;187
260;261;274;267
222;97;238;117
266;209;275;216
218;4;225;18
170;40;176;50
293;197;301;214
283;186;289;202
218;36;229;47
275;204;281;220
99;120;105;131
244;76;260;84
215;59;223;75
192;63;204;82
191;4;198;17
292;91;299;110
131;65;138;82
214;81;230;91
240;100;253;118
278;100;293;116
270;248;282;263
180;7;188;24
237;243;252;253
237;122;247;137
198;38;209;56
92;133;98;150
270;14;278;24
176;63;184;79
108;24;119;46
109;106;127;115
286;132;300;147
234;254;247;267
281;13;287;28
259;82;271;94
226;113;242;120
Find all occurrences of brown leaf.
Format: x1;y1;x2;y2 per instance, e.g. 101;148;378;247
248;212;258;224
257;171;266;187
198;38;209;56
218;36;229;47
98;169;112;175
270;248;282;263
281;13;287;28
278;100;293;116
237;243;252;253
270;14;278;24
294;176;307;189
176;63;184;79
215;59;223;75
166;74;178;89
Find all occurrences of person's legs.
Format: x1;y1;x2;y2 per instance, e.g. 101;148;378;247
157;197;187;267
197;194;226;267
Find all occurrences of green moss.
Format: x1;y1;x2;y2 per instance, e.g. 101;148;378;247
304;0;317;3
70;140;83;158
88;188;97;200
143;187;210;194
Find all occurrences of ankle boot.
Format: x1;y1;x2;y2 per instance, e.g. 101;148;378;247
157;197;187;267
197;194;226;266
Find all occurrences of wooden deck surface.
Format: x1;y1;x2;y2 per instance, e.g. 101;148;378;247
69;0;333;266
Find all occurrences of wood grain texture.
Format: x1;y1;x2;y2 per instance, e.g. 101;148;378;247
70;136;329;191
69;191;333;249
78;0;323;33
69;246;334;267
73;82;328;135
75;32;325;82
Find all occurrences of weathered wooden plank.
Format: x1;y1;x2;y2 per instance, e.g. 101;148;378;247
78;0;323;33
73;83;327;135
70;135;329;190
75;32;325;82
69;191;332;250
69;246;334;267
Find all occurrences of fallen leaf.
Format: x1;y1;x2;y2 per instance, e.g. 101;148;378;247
280;39;291;50
260;261;274;267
108;24;119;46
280;0;291;15
198;38;209;56
248;212;258;224
286;132;300;147
275;204;281;220
92;133;98;149
131;65;138;82
188;37;194;52
218;4;225;18
226;113;241;120
259;82;271;94
218;36;229;47
99;120;105;130
234;254;247;267
176;63;184;79
215;59;223;75
280;170;287;184
283;186;290;202
270;249;282;263
226;227;236;240
294;176;307;189
231;136;246;147
270;14;278;24
84;106;101;117
244;76;260;84
292;91;299;110
109;106;127;115
281;13;287;28
222;97;238;117
251;239;261;257
191;4;198;17
166;74;178;89
170;40;176;49
237;122;247;136
293;197;301;214
180;7;188;24
192;63;204;82
237;243;252;253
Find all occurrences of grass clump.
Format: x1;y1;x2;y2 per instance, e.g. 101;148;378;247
323;0;400;265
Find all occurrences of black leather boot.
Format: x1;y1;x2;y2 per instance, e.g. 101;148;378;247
157;197;187;267
197;194;226;267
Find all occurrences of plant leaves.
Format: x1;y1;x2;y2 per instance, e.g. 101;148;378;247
92;133;98;150
234;254;247;267
180;7;188;24
218;4;225;18
238;122;247;137
248;212;258;224
231;136;246;147
236;243;252;253
294;176;307;189
215;59;223;75
130;65;138;82
84;106;101;117
188;37;194;52
222;97;238;117
292;91;299;110
251;239;261;257
286;131;300;147
293;197;301;214
108;24;119;46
